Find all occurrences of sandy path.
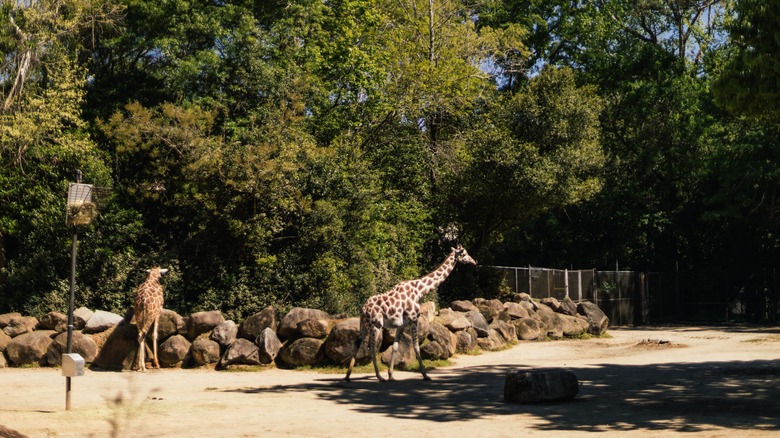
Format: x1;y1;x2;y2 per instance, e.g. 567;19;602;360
1;326;779;437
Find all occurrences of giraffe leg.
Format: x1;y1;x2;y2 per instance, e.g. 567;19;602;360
137;330;146;372
369;326;386;382
411;320;430;380
151;317;160;368
388;325;406;381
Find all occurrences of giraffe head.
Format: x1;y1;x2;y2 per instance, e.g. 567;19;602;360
453;245;477;266
146;266;169;281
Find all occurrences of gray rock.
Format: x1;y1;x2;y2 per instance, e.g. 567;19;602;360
83;310;123;334
3;316;39;337
238;306;277;340
577;301;609;336
158;334;191;367
465;310;490;337
278;307;330;340
186;310;225;340
73;307;93;329
190;337;221;366
420;341;449;360
217;338;262;369
476;328;507;351
278;337;325;367
256;327;282;364
46;331;97;366
504;370;579;403
0;330;11;351
455;328;478;353
380;329;417;370
6;331;56;366
211;320;238;347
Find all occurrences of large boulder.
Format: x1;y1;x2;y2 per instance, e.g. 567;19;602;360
560;314;589;337
297;319;330;339
490;320;517;343
419;301;436;323
256;327;282;364
503;302;530;320
46;331;98;366
449;300;479;313
420;341;449;360
158;335;191;367
324;317;370;366
474;298;504;323
512;318;543;341
90;323;140;371
3;316;39;338
539;297;562;313
426;321;456;357
380;330;417;370
158;309;186;341
186;311;225;340
278;337;325;367
535;304;564;338
6;331;56;366
559;296;578;316
238;306;277;340
0;330;11;352
577;301;609;335
190;337;221;366
39;312;68;332
278;308;330;340
476;328;507;351
83;310;123;334
464;310;490;337
211;320;238;347
0;312;22;328
504;370;579;403
217;338;262;369
73;307;93;329
435;308;472;331
455;328;478;353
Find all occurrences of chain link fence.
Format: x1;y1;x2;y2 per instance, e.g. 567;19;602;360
484;266;780;326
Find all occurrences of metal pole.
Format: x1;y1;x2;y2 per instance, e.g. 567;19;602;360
66;170;81;411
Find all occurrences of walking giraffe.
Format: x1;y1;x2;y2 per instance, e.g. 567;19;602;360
345;245;477;382
134;266;168;372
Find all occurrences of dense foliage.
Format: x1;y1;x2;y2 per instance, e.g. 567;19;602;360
1;0;778;321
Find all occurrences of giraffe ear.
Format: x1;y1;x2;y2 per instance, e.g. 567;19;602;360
159;269;169;275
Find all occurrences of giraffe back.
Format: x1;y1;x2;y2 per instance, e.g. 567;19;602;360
134;267;165;332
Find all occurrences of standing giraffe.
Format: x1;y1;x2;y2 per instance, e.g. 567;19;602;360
134;266;168;372
345;245;477;382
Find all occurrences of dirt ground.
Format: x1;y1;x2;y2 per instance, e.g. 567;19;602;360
1;325;779;438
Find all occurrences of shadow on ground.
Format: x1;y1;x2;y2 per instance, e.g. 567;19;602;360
227;359;780;433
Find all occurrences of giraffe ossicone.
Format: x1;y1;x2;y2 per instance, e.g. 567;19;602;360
345;245;477;382
134;266;168;372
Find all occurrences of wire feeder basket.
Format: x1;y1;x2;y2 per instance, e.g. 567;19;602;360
66;183;110;226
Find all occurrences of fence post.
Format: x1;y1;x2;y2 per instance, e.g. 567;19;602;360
528;265;533;298
578;270;583;302
565;269;569;298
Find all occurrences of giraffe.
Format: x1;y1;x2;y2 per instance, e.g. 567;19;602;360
344;245;477;382
133;266;168;372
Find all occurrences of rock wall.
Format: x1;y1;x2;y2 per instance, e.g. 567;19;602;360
0;296;609;371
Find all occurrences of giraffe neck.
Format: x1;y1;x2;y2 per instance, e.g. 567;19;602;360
411;250;458;301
